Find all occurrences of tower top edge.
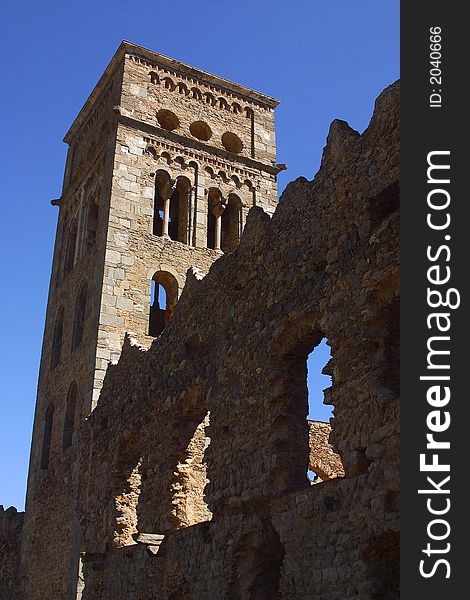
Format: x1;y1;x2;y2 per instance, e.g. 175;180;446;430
64;41;280;145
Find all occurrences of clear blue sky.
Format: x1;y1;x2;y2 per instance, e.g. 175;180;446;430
0;1;399;510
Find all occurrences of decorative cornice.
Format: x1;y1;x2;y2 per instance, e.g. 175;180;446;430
63;41;279;145
118;114;283;176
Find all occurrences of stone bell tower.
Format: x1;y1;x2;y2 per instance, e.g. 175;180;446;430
20;41;281;598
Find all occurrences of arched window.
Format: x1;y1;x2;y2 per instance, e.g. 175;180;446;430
207;189;223;250
86;191;99;250
148;271;178;336
271;329;344;493
245;106;254;119
50;307;64;370
72;283;87;350
168;177;191;243
41;404;54;469
221;194;242;253
306;338;335;483
63;218;77;276
63;382;77;450
153;170;171;236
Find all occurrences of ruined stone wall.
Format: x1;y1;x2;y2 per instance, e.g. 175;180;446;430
72;80;399;599
308;420;345;481
0;506;23;599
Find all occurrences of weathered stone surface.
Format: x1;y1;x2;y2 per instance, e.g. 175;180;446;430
133;532;165;545
308;420;345;481
1;41;399;600
0;506;24;597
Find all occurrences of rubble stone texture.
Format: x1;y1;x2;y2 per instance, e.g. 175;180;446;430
0;506;23;599
1;41;399;599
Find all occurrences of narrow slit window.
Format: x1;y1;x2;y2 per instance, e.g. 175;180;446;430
64;219;78;276
50;307;64;370
72;284;87;350
63;382;77;450
41;405;54;469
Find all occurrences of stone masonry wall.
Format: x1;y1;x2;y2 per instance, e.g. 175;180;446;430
0;506;24;599
72;80;399;599
18;66;123;600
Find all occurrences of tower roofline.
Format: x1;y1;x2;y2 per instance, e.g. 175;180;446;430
64;41;280;145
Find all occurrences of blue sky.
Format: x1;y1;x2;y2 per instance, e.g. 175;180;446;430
0;1;399;510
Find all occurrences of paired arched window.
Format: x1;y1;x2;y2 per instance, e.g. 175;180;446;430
207;190;241;252
153;172;191;244
41;404;54;469
63;382;77;450
72;283;87;350
50;307;64;370
221;194;242;253
148;271;178;337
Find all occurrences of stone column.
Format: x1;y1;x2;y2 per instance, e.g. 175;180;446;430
214;213;222;250
161;183;175;237
162;196;171;236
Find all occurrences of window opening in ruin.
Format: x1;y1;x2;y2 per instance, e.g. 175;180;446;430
63;219;78;276
72;283;87;350
306;338;334;483
169;410;212;529
221;194;241;252
113;434;143;548
148;271;178;336
62;382;77;450
368;181;400;232
50;307;64;370
41;404;54;469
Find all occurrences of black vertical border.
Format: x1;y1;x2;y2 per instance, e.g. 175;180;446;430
401;3;466;597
